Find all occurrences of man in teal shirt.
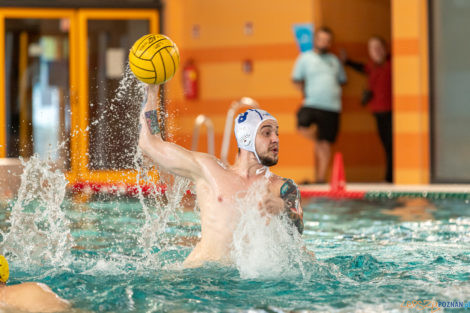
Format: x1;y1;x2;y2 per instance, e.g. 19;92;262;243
292;26;347;183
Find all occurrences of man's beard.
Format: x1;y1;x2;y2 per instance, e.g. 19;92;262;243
259;154;278;167
318;47;329;54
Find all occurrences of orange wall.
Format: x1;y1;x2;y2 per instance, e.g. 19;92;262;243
164;0;315;182
164;0;429;184
315;0;391;182
392;0;430;184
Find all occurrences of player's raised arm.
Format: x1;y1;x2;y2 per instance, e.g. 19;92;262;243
138;85;203;181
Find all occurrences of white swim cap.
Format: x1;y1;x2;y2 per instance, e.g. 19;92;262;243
234;109;277;163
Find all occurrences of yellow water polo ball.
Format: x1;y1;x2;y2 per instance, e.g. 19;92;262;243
0;255;9;283
129;34;180;85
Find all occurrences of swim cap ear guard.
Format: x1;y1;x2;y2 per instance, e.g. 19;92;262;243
0;255;9;283
234;109;277;163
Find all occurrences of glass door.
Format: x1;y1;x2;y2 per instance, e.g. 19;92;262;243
77;9;158;184
0;9;76;172
1;8;158;185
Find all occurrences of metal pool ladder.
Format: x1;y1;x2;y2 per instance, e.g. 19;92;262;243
190;97;259;161
191;114;215;155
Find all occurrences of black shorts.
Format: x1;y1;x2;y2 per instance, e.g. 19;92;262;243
296;106;340;143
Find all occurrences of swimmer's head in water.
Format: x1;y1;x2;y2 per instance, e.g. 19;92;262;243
0;255;9;283
234;109;278;164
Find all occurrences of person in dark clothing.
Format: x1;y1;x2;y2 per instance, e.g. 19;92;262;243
341;36;393;183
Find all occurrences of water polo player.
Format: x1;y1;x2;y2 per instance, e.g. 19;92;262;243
139;85;303;267
0;255;70;312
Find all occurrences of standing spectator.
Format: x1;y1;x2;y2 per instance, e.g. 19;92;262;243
292;26;347;183
342;36;393;182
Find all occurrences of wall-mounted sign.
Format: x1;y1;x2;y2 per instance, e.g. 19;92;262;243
292;23;314;52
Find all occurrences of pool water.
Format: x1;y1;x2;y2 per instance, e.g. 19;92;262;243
0;192;469;313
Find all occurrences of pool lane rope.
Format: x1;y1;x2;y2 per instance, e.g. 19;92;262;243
300;153;470;200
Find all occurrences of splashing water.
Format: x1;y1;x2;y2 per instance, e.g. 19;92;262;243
134;153;192;267
113;64;147;107
61;60;191;271
120;66;192;266
231;179;310;279
0;59;468;312
0;58;312;279
0;155;74;267
87;64;147;171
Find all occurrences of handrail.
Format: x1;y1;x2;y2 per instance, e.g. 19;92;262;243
220;97;259;163
191;114;215;155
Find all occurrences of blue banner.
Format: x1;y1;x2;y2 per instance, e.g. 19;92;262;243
292;24;314;52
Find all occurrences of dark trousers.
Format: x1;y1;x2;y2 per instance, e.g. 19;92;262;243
374;112;393;182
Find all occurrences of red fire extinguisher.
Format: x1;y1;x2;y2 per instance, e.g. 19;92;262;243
183;60;198;100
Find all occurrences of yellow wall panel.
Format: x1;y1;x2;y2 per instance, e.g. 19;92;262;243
418;0;429;96
394;95;428;112
392;0;430;184
394;169;430;185
392;0;420;38
393;56;422;95
394;112;429;134
394;38;420;55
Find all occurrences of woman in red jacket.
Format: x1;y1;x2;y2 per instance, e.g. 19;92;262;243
343;36;393;183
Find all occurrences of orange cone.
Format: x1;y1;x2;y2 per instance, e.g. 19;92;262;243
330;152;346;192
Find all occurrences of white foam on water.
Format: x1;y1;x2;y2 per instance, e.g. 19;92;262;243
0;155;74;267
135;162;191;268
133;128;191;268
231;179;309;279
318;302;406;313
429;283;470;301
80;259;126;276
98;62;194;269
